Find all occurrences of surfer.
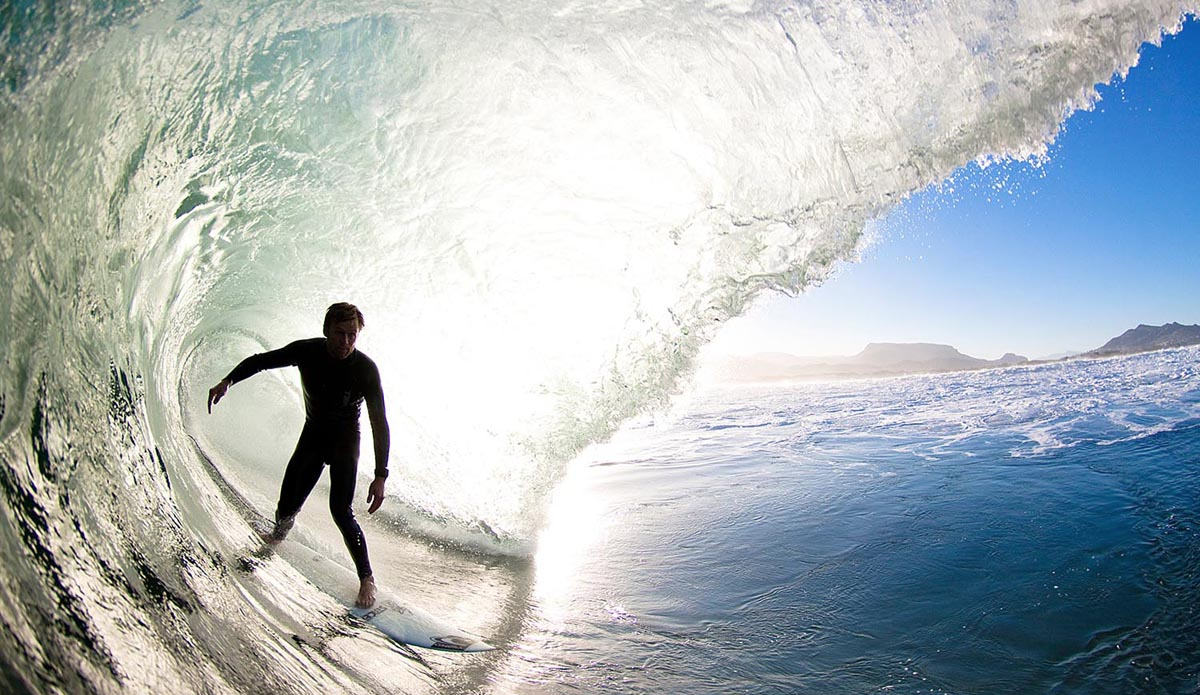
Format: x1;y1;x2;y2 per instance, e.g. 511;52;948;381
207;302;390;608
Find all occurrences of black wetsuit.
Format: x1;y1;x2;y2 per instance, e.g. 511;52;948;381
224;337;390;580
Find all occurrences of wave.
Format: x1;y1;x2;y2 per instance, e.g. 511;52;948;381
0;1;1194;692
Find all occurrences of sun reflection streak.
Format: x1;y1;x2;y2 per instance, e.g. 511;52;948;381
529;457;612;631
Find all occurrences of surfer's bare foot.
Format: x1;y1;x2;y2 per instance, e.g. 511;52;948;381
260;514;295;546
356;575;377;609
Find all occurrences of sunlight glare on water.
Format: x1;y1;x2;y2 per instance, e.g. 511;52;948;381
1;1;1196;692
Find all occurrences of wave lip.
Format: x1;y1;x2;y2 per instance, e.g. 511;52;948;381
0;2;1195;693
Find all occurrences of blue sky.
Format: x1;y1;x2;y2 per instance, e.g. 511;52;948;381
710;17;1200;361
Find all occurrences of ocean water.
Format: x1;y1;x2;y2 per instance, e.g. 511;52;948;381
522;347;1200;694
2;1;1199;693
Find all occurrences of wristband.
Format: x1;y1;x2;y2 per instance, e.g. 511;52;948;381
374;469;389;479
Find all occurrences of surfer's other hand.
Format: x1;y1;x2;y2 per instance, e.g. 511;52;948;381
366;476;386;514
207;380;230;413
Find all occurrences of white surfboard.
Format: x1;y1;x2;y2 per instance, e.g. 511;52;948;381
278;541;495;653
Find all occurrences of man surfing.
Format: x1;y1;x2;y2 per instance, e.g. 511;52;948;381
207;302;390;608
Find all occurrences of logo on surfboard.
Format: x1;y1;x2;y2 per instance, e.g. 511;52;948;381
431;635;476;651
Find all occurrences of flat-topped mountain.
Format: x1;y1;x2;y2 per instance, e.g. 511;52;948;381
713;342;1029;382
1083;322;1200;357
853;343;1026;371
708;321;1199;383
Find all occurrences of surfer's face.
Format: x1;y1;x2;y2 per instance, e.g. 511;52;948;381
325;319;360;360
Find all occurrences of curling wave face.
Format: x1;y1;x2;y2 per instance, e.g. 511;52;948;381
0;1;1193;692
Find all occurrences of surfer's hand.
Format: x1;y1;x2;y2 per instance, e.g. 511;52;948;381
207;380;230;413
367;476;386;514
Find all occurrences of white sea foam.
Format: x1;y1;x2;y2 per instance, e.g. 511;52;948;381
0;3;1195;692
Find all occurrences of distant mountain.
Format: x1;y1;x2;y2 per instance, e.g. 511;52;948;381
705;321;1199;384
852;343;1026;372
1083;322;1200;358
713;343;1029;382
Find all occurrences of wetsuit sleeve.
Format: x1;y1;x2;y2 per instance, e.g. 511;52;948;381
365;366;391;477
223;340;305;385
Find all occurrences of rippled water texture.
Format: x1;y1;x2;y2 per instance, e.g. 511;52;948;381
1;1;1196;693
518;348;1200;693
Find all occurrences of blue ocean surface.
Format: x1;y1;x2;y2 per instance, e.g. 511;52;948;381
3;2;1198;693
506;348;1200;694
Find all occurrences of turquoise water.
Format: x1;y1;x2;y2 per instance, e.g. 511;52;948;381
2;1;1198;692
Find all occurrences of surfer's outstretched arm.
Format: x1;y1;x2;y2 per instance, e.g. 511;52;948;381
206;342;306;414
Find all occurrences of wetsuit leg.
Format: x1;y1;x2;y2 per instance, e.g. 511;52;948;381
327;430;372;580
274;424;327;531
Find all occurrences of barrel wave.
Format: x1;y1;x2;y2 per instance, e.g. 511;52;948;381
0;1;1194;693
